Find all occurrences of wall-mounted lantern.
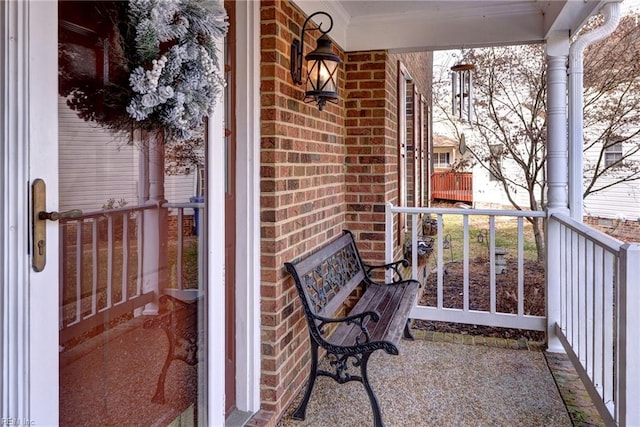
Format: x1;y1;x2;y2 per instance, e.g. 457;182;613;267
451;62;475;122
290;11;341;111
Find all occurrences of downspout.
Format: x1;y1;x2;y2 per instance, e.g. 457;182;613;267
568;1;622;221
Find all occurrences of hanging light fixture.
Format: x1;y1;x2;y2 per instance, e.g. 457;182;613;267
451;61;475;122
290;11;341;111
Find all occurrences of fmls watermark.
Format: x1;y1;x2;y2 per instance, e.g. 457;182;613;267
1;419;35;425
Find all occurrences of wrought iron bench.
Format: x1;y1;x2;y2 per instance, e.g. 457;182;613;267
143;289;201;404
284;230;421;427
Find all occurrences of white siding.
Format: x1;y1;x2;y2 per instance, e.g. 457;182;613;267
166;174;196;203
59;97;196;212
583;141;640;221
472;157;533;209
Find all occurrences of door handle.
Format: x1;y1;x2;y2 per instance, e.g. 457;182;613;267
31;178;83;272
39;209;83;221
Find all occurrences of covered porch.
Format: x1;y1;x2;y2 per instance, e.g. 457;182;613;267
253;0;639;424
276;336;598;427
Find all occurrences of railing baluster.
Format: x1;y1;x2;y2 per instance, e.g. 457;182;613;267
602;250;614;414
462;214;469;312
570;229;579;347
436;213;444;309
121;211;129;303
59;222;66;331
385;203;393;283
584;239;594;378
489;215;496;314
177;207;184;290
578;235;586;365
106;214;113;309
592;244;603;395
411;213;418;280
517;217;524;316
91;220;98;317
75;222;83;324
136;210;144;297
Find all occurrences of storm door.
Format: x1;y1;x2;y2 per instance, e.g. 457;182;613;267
57;2;210;424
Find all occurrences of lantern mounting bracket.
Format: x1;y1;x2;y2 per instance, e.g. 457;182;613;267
290;11;340;110
290;11;334;85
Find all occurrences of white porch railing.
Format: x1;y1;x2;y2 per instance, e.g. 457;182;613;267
550;212;640;426
385;203;547;332
59;201;204;345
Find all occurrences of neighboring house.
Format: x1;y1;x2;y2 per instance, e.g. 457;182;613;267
4;1;638;427
471;143;535;210
432;134;458;171
430;134;474;204
583;139;640;222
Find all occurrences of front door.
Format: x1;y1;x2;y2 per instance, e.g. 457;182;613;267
57;2;210;424
15;1;226;424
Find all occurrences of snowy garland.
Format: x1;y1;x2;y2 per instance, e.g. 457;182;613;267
125;0;228;139
60;0;228;141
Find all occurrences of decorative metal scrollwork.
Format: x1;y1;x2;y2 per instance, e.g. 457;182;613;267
322;352;363;384
302;245;360;312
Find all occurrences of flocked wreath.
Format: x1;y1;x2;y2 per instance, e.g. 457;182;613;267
59;0;228;141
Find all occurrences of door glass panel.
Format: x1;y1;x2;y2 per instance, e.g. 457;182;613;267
58;2;207;424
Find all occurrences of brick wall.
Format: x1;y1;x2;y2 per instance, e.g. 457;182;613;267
344;51;432;263
584;216;640;242
255;3;433;424
344;50;397;263
258;0;347;421
391;52;433;102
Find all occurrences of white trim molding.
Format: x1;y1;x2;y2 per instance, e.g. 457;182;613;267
234;0;261;415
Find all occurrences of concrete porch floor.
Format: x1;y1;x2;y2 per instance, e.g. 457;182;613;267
268;332;604;427
60;316;605;427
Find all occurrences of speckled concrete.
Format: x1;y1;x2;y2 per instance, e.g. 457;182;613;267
277;339;572;427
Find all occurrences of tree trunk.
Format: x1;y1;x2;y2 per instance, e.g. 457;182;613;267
531;216;545;263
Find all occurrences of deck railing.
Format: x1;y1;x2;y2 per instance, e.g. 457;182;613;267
59;201;204;345
549;212;640;426
385;204;546;332
430;171;473;203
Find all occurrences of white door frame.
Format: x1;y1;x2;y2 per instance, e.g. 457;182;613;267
233;0;261;415
1;0;261;424
2;1;59;424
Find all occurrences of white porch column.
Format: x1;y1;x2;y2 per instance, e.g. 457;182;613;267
141;130;168;315
546;34;569;212
545;33;570;353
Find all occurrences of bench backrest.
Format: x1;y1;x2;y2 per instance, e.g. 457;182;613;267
284;231;366;320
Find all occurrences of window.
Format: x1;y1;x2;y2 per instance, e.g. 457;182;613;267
604;140;623;168
434;152;451;168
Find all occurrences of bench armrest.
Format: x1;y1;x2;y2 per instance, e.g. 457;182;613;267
364;259;409;284
316;311;380;344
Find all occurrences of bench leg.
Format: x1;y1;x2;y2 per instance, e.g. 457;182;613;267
403;319;415;340
152;328;175;404
360;352;385;427
292;342;319;420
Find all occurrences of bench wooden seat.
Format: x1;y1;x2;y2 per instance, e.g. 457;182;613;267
284;230;420;427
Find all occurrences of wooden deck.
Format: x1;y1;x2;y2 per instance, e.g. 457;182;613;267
431;171;473;203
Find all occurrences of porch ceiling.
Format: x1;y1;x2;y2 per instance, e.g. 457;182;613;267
293;0;606;52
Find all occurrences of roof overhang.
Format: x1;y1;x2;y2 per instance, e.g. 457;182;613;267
293;0;609;52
